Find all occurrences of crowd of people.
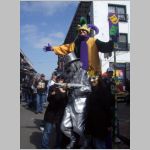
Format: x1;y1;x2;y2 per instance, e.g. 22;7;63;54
20;67;130;149
21;16;130;149
20;74;48;112
38;65;128;149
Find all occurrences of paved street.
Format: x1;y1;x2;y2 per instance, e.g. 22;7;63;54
20;101;130;149
20;102;45;149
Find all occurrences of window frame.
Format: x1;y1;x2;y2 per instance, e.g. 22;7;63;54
118;33;129;51
108;4;127;22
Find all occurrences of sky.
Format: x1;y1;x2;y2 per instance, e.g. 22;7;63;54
20;1;79;79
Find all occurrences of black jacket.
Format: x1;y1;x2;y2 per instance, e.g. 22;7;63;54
44;85;68;123
74;37;114;59
85;81;112;139
35;79;48;94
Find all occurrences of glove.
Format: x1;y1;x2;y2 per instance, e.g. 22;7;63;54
43;43;53;52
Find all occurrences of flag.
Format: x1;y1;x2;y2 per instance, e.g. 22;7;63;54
108;13;119;42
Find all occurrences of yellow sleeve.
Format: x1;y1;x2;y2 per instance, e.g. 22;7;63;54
52;42;75;56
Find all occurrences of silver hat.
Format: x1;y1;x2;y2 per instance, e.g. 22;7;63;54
64;52;80;65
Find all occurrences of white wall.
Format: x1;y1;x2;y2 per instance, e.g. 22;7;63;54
93;1;130;73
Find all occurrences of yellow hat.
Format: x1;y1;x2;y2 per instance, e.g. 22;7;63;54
77;24;90;34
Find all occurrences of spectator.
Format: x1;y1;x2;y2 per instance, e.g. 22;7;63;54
35;74;47;114
103;67;116;107
41;75;68;149
39;71;58;131
102;67;116;148
29;76;38;110
21;77;30;103
85;75;112;149
49;71;58;86
46;71;58;98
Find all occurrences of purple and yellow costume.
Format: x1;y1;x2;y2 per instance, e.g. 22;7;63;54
52;36;113;76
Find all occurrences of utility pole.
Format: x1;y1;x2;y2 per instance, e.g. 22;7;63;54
108;13;121;143
114;43;117;77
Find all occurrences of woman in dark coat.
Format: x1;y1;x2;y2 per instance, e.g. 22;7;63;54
85;76;112;149
41;76;68;149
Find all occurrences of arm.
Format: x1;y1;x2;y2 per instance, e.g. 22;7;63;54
44;42;75;56
95;39;114;53
53;43;75;56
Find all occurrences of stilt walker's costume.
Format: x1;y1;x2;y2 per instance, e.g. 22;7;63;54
58;52;91;148
44;17;114;77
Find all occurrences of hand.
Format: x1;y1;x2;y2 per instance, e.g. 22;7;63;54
51;91;56;95
43;43;53;52
59;87;66;93
62;83;68;90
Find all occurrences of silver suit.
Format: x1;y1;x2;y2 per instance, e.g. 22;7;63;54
60;54;91;148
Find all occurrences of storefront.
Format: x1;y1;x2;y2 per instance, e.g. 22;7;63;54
110;62;130;84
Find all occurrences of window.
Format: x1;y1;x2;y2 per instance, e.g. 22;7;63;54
117;33;129;51
108;4;127;22
119;34;127;43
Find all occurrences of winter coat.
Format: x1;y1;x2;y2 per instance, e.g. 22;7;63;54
85;81;112;139
44;85;68;124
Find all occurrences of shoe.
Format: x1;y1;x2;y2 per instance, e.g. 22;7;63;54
43;103;47;107
66;141;78;149
114;137;121;143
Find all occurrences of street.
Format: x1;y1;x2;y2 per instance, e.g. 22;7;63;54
20;101;130;149
20;102;45;149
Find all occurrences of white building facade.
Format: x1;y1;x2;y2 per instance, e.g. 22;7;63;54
93;1;130;80
63;1;130;81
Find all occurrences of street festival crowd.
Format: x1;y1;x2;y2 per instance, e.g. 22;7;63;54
20;17;130;149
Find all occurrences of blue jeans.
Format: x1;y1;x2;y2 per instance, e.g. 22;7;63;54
92;137;106;149
55;123;63;149
41;122;54;149
36;93;45;113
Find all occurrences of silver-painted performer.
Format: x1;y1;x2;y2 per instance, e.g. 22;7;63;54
60;52;91;149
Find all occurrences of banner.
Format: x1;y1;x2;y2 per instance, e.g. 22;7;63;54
108;13;119;42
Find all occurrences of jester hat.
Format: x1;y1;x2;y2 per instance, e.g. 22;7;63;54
77;17;99;35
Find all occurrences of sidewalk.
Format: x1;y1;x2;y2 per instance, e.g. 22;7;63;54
114;102;130;149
